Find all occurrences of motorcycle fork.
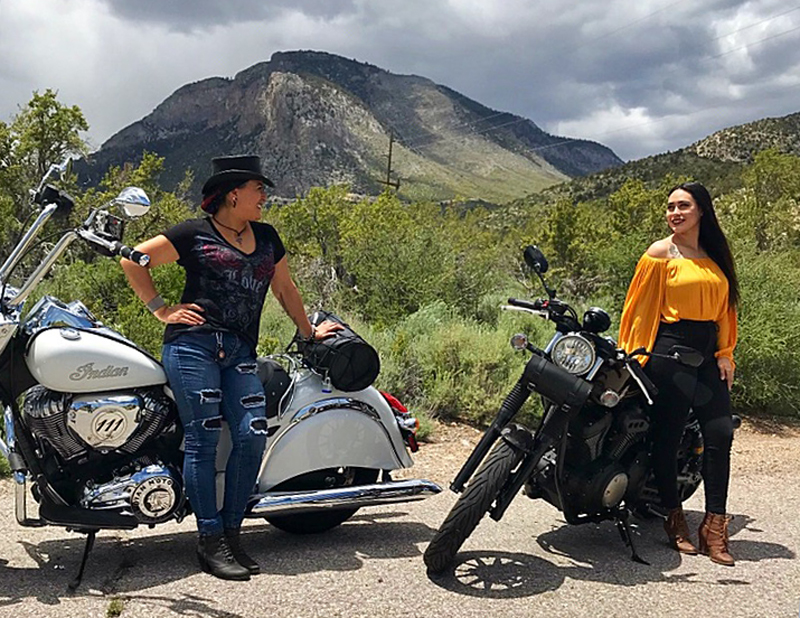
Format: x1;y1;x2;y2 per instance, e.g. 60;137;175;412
489;400;578;521
489;437;551;522
450;379;532;493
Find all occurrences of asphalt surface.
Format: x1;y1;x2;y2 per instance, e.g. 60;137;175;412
0;424;798;618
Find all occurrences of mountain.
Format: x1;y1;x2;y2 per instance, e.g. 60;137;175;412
523;109;800;204
80;50;623;203
689;111;800;162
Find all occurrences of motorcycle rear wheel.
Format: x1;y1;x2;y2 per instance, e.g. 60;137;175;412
423;440;520;575
265;468;379;534
633;420;703;518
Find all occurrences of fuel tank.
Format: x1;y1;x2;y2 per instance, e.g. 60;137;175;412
26;327;166;393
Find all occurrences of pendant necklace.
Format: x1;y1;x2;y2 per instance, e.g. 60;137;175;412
213;217;248;245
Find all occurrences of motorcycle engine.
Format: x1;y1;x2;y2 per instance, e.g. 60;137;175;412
563;460;630;512
529;403;651;515
80;462;184;524
23;385;175;461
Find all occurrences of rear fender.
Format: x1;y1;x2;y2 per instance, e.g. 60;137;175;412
256;394;412;492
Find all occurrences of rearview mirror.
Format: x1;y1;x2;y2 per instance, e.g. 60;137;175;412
59;158;74;179
524;245;548;274
114;186;151;218
669;345;704;368
35;158;75;195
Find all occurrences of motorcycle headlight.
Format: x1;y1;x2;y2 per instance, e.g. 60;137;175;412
551;334;596;375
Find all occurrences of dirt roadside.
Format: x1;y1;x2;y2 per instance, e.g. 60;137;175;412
0;418;798;618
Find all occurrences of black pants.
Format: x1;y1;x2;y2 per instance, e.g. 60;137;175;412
645;320;734;514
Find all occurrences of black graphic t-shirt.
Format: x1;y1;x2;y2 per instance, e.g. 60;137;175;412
162;218;286;350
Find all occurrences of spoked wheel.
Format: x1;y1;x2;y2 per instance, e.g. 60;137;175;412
423;440;521;575
265;467;379;534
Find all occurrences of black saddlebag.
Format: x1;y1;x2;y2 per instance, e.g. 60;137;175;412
300;310;380;392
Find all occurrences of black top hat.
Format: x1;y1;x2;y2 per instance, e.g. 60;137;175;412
201;155;275;196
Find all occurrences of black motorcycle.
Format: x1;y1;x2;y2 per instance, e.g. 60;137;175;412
423;245;713;574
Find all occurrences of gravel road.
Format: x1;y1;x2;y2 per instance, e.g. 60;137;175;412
0;421;798;618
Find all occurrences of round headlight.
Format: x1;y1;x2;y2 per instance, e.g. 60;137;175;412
551;334;596;375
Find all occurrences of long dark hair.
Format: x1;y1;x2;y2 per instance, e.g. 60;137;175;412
669;181;739;307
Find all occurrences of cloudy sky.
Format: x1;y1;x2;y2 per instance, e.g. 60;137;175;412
1;0;798;161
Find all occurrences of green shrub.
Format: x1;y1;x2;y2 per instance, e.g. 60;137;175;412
730;244;800;416
274;188;511;326
39;259;185;358
360;301;552;428
106;596;125;618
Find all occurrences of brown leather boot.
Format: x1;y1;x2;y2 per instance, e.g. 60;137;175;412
664;507;698;554
698;512;735;566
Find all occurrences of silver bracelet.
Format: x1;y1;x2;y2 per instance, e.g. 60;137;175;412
146;294;166;313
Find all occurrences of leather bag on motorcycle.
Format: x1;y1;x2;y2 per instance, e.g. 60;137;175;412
300;310;380;392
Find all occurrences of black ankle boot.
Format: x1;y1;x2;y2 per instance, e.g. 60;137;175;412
197;533;251;581
224;528;260;575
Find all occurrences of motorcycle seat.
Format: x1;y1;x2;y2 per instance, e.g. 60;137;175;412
257;358;291;419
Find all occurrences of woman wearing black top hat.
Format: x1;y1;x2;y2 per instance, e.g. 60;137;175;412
121;155;340;580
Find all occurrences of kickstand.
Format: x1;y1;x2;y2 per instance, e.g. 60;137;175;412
68;531;96;592
615;510;649;565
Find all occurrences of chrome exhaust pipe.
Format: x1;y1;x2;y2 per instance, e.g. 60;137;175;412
247;479;442;516
14;475;45;527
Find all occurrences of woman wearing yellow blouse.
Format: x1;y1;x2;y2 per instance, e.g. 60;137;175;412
619;181;738;566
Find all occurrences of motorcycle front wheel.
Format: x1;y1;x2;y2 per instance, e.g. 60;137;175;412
265;467;379;534
423;440;520;575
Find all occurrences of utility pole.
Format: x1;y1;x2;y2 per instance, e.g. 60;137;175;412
378;131;400;191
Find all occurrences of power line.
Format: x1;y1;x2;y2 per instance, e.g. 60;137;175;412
392;0;697;149
707;22;800;61
710;5;800;43
516;79;800;157
400;114;532;151
392;75;800;167
394;13;800;155
565;0;692;53
390;108;513;149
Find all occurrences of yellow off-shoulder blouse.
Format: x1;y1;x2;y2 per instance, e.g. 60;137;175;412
618;253;737;366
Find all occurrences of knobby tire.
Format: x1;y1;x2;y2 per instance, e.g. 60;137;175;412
423;440;519;575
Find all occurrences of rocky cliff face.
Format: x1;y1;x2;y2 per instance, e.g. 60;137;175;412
82;51;623;202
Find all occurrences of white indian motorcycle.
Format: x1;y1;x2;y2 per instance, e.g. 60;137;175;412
0;163;440;589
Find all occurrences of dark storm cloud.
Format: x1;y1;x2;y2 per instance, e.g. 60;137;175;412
414;0;800;157
101;0;358;30
1;0;798;161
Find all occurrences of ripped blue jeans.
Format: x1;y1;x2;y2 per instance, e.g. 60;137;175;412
162;331;267;536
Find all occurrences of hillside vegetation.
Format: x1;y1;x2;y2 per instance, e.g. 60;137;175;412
2;91;800;464
533;110;800;207
691;111;800;163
